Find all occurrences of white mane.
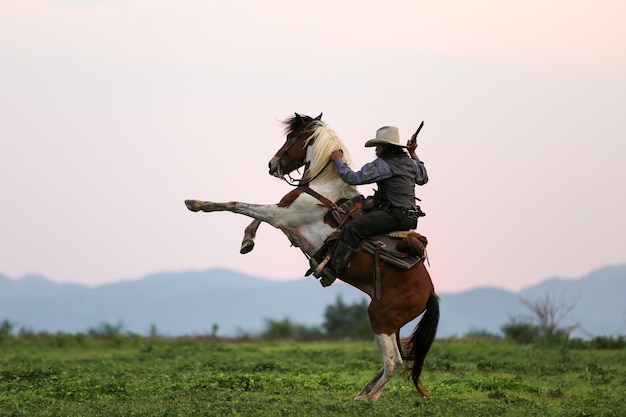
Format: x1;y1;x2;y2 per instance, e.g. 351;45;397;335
303;122;354;187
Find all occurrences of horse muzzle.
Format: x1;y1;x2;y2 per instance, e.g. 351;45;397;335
268;157;283;178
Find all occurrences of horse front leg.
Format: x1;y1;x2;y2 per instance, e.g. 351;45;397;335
185;200;241;213
354;333;403;401
240;219;262;254
186;198;262;253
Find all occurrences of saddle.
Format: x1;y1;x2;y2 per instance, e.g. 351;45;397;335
311;196;429;297
362;231;428;270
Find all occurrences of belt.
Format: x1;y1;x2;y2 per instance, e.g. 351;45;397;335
395;207;425;219
380;203;425;219
402;207;419;219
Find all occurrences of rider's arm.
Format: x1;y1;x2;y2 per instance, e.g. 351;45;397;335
410;155;428;185
334;157;393;185
407;139;428;185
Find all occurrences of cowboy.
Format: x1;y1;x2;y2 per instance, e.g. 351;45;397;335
313;126;428;286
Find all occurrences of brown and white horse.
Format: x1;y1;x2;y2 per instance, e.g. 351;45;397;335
185;113;439;401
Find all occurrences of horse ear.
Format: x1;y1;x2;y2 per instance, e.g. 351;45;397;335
294;112;302;121
315;113;323;121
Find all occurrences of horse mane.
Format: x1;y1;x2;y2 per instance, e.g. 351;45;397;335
282;115;357;197
304;121;353;184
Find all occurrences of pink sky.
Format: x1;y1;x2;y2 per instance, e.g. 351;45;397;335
1;1;625;293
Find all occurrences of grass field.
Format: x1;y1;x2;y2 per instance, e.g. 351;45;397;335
1;335;625;416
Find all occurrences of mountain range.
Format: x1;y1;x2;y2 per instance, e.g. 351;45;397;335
1;264;624;338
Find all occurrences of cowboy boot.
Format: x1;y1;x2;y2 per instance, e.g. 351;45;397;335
315;242;358;287
308;255;335;284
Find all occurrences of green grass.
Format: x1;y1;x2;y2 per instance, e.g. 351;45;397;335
1;336;625;416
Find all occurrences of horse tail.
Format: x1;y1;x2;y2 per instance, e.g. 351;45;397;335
403;292;439;391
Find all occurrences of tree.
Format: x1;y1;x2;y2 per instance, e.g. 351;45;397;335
148;324;160;338
519;291;580;339
322;295;372;340
0;319;16;340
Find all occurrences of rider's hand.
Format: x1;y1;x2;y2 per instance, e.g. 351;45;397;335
330;149;344;161
407;139;418;156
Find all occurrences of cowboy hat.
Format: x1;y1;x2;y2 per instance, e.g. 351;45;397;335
364;126;406;148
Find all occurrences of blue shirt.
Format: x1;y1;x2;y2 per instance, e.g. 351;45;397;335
334;155;428;208
334;156;428;186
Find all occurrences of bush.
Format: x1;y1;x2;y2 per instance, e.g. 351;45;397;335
589;335;626;349
501;318;541;344
261;318;324;341
463;328;501;341
87;321;126;340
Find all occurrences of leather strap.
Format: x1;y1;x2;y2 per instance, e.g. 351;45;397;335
299;184;344;213
374;242;382;300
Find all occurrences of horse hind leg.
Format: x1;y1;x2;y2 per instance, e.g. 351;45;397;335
355;368;384;399
240;219;262;254
354;333;403;401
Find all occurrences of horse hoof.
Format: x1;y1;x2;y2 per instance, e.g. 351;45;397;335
240;241;255;254
185;200;200;212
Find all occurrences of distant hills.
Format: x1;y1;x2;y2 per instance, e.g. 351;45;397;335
1;265;624;338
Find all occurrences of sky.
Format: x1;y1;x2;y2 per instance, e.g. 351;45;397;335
1;0;625;293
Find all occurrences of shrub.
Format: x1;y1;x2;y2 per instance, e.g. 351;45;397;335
463;328;501;341
501;318;541;344
589;335;626;349
87;321;126;340
261;317;324;341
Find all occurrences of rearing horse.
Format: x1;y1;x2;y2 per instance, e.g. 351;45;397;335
185;113;439;401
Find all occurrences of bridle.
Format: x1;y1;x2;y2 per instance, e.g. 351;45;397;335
277;120;333;187
280;159;332;187
275;123;341;211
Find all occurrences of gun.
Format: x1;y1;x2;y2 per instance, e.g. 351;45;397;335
409;121;424;146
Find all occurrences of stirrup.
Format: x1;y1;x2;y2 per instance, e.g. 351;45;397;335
308;258;337;287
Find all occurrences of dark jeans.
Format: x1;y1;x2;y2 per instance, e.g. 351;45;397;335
340;208;417;249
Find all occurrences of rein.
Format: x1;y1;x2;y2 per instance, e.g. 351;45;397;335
280;159;332;187
280;158;342;212
298;183;344;212
277;119;341;211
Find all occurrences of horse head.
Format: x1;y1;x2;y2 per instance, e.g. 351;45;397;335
268;112;353;187
268;112;323;179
